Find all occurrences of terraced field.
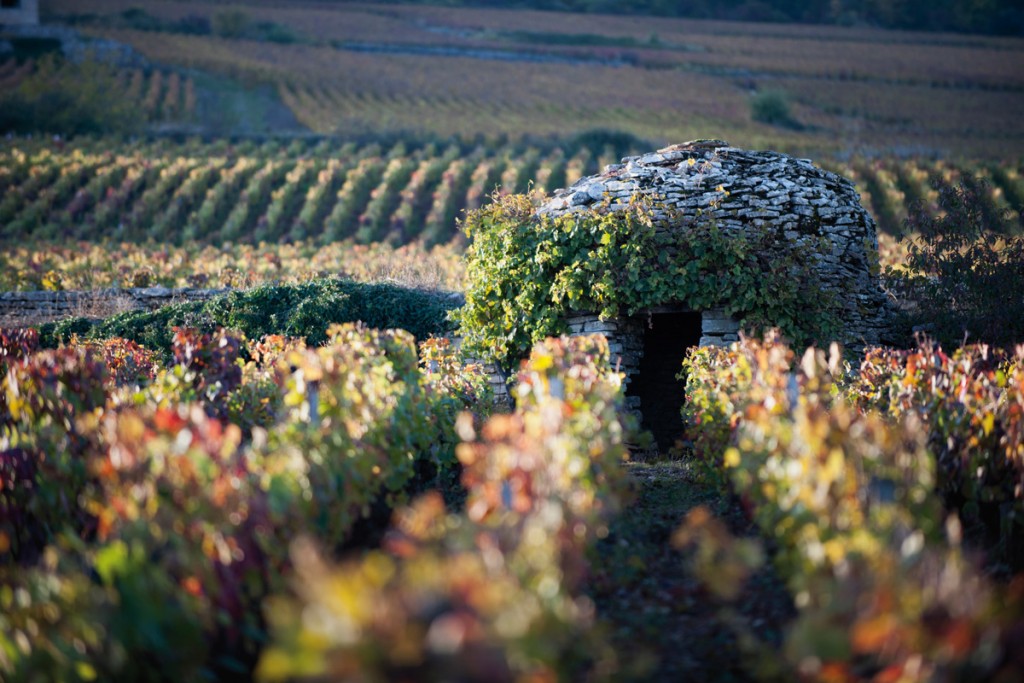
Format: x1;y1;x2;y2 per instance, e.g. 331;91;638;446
39;0;1024;158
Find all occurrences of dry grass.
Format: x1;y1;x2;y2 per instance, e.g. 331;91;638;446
0;291;140;328
71;292;141;320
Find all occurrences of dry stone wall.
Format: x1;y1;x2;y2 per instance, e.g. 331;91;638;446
539;140;893;351
564;313;644;412
698;308;742;347
563;309;739;413
0;0;39;27
0;287;227;326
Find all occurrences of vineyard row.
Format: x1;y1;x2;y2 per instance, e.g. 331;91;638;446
0;58;197;124
0;139;1021;248
4;320;1024;680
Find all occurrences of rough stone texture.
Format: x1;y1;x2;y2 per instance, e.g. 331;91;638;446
560;308;737;421
567;313;645;413
529;140;893;433
699;308;741;347
483;363;513;410
0;0;39;27
0;287;227;326
539;139;893;352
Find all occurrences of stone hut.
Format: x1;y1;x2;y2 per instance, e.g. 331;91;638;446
536;139;891;450
0;0;39;27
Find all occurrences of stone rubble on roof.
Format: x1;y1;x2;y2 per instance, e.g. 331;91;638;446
538;139;893;350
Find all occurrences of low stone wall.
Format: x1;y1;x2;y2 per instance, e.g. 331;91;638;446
0;287;228;326
565;313;645;413
478;308;740;412
0;0;39;27
480;362;512;409
566;308;739;412
697;308;742;347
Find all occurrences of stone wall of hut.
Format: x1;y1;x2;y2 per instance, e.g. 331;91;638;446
540;140;894;351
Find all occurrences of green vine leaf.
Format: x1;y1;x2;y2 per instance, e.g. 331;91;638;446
453;193;842;366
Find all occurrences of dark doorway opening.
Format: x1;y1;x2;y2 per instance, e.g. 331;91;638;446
628;311;703;453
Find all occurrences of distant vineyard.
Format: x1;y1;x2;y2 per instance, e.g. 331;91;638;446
0;138;618;247
118;65;197;123
0;57;197;124
836;157;1024;236
48;0;1024;158
0;137;1020;251
0;240;466;294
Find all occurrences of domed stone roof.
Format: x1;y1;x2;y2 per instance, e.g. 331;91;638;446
539;139;891;348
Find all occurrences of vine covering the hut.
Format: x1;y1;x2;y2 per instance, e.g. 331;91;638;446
453;193;842;367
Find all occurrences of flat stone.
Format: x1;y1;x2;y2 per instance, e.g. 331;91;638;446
136;286;173;297
702;316;740;335
583;320;619;333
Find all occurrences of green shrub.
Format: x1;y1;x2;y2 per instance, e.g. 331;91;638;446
91;300;210;355
5;37;62;61
750;89;798;128
569;128;646;158
210;10;300;43
211;10;250;38
118;7;164;31
70;279;459;357
201;279;458;346
52;317;97;345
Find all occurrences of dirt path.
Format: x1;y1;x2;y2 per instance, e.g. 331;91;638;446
586;460;795;682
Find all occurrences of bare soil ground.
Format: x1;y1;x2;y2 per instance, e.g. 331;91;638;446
587;460;795;682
